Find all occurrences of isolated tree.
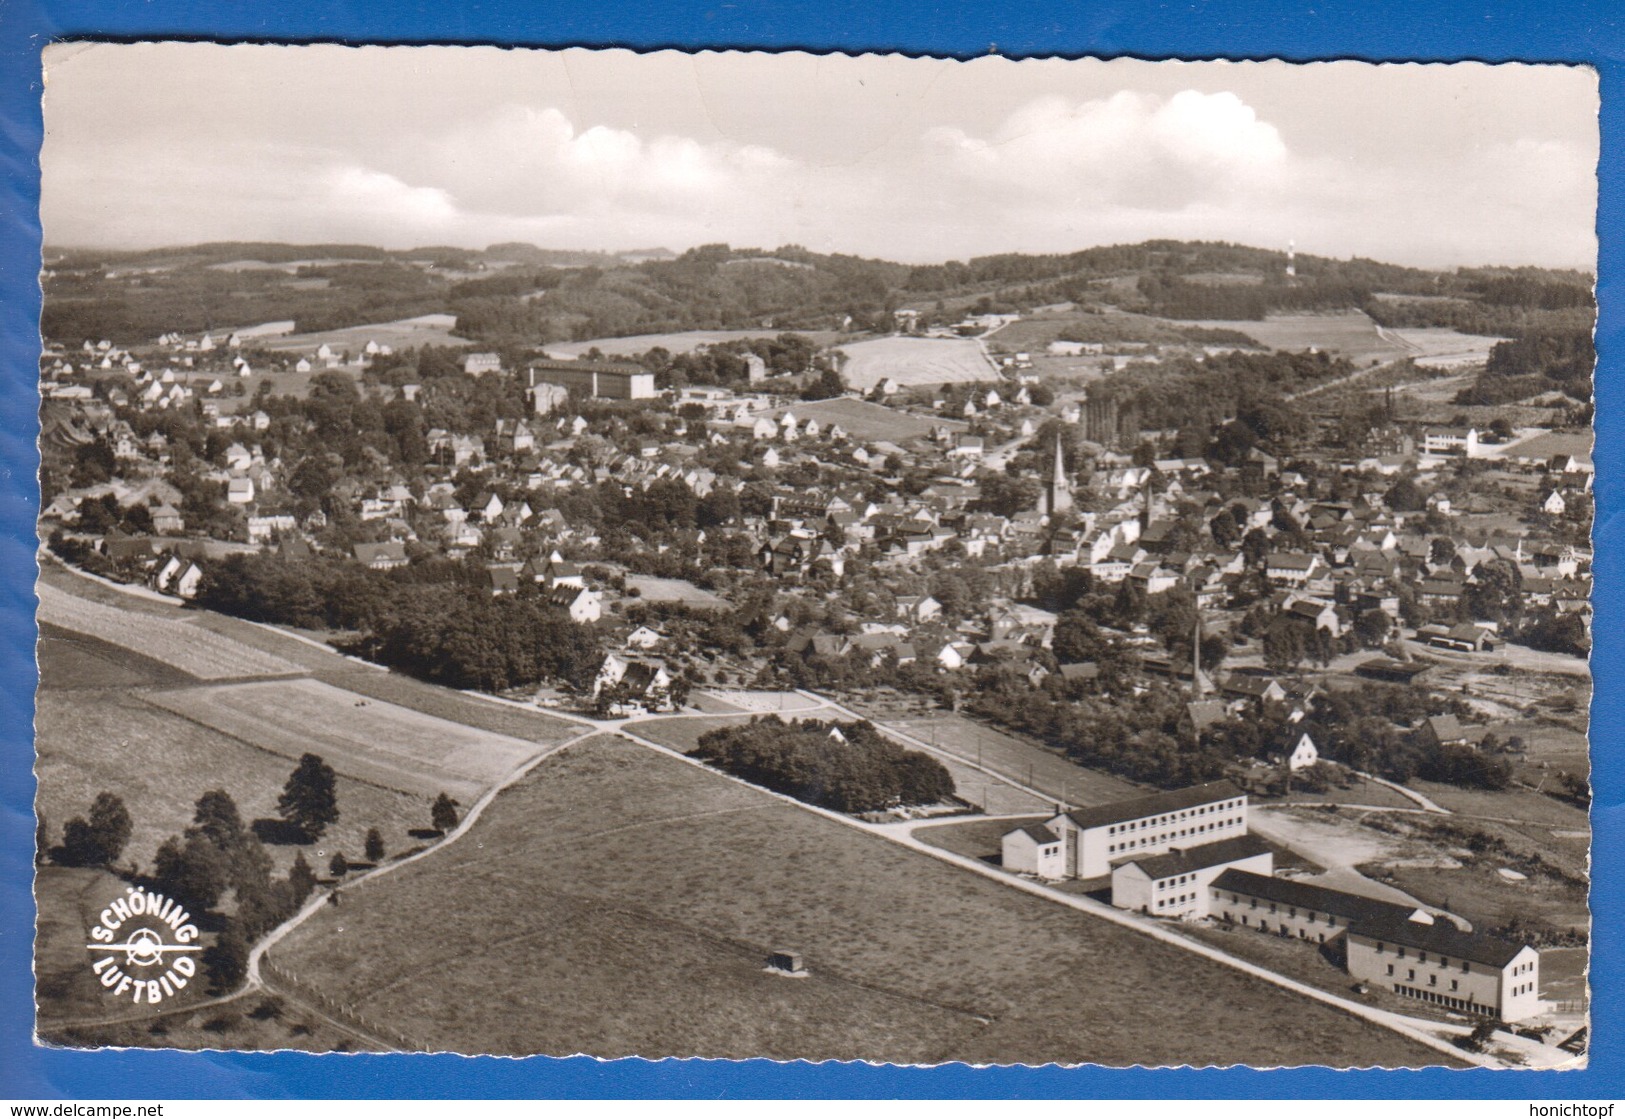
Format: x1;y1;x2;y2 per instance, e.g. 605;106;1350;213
277;753;339;841
328;852;348;877
363;828;385;863
286;851;318;904
58;792;133;868
431;793;460;833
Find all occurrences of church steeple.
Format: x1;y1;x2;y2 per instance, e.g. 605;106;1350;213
1040;431;1073;517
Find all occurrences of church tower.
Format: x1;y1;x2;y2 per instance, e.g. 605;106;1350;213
1039;432;1073;517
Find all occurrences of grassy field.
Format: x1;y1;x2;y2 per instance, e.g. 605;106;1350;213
41;560;580;743
1366;859;1588;936
889;714;1146;807
36;689;429;874
37;626;185;690
40;982;366;1053
1189;312;1410;365
546;329;846;359
143;678;541;802
38;582;303;681
777;397;967;442
1387;327;1505;369
835;336;998;390
1406;780;1591;833
33;866;223;1025
314;669;581;744
635;713;1049;815
1349;810;1590;932
254;313;471;355
913;815;1047;866
633;713;755;753
268;734;1453;1066
981;309;1200;351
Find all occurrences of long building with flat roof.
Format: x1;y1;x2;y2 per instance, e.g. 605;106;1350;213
529;360;656;401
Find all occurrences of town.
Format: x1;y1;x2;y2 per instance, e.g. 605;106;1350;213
34;238;1592;1067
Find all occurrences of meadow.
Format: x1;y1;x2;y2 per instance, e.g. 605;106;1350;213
888;713;1146;808
1189;312;1412;365
546;328;845;359
835;336;998;390
268;734;1453;1067
143;678;540;802
35;688;429;874
38;582;303;681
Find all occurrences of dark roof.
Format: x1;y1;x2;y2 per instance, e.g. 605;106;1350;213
1009;823;1060;845
1120;834;1272;880
1223;675;1283;698
1211;869;1416;925
1059;780;1244;831
1348;911;1532;969
531;359;645;376
1355;657;1433;682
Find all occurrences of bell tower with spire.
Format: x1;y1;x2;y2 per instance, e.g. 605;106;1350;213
1039;431;1073;517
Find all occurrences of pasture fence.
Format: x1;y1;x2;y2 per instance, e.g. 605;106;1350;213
260;954;419;1051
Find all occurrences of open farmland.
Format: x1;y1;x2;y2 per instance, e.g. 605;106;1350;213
35;689;427;873
37;581;304;680
545;328;846;359
252;312;472;355
1188;311;1411;365
1386;327;1506;369
143;678;542;801
634;714;1047;815
774;396;967;442
835;336;998;390
888;714;1147;808
268;735;1453;1066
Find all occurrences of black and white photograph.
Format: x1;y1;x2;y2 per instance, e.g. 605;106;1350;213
31;45;1596;1069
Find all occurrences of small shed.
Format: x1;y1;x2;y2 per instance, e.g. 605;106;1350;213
766;950;805;975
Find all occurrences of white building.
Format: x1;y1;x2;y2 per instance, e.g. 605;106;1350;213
1287;732;1319;772
1110;834;1274;919
1210;869;1542;1022
1001;823;1065;879
1044;780;1248;880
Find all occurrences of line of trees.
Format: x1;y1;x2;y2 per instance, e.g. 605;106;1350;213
194;555;603;693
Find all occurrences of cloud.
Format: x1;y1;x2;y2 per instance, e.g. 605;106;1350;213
923;90;1291;211
325;168;458;226
409;105;794;220
38;76;1594;271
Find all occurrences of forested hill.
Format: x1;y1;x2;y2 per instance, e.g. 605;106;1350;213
40;238;1594;349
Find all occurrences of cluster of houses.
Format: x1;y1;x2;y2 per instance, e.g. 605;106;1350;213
1001;779;1541;1023
39;323;1593;730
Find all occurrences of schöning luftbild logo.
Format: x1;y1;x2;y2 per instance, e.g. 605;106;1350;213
85;885;202;1005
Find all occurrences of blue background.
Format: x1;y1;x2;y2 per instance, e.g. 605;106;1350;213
0;0;1619;1099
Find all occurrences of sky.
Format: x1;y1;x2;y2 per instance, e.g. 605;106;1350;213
39;44;1599;271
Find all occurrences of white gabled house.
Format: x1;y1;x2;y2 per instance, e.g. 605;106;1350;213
1001;823;1065;880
